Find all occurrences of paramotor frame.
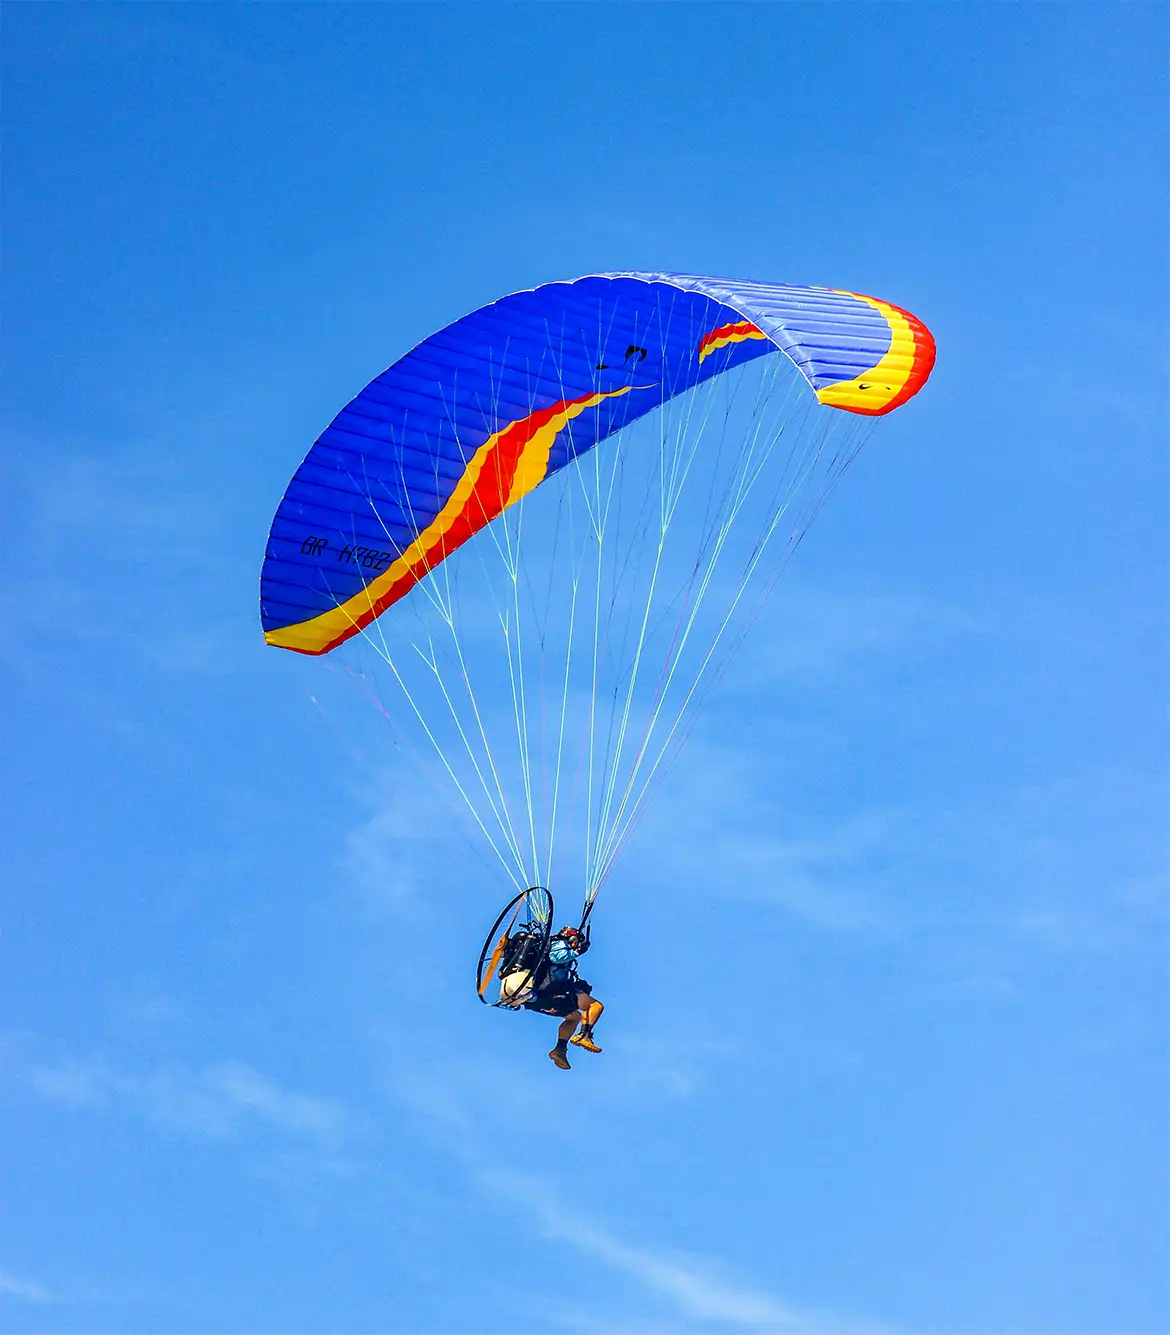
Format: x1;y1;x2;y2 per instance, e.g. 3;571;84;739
476;885;554;1007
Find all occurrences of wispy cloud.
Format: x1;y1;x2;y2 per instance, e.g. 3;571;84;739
0;1269;55;1304
627;741;1168;964
27;1056;356;1159
392;1060;892;1335
732;584;984;688
490;1164;885;1335
523;1175;889;1334
25;1034;848;1331
340;782;455;912
626;747;908;935
0;430;241;687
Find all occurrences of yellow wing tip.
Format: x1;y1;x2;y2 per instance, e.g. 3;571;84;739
816;382;898;413
264;623;333;655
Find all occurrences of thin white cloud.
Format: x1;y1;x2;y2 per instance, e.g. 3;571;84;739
394;1064;892;1335
26;1034;867;1331
497;1168;883;1334
28;1057;355;1154
627;741;1168;961
626;748;904;935
341;790;445;911
732;584;984;688
0;1269;55;1303
0;430;240;687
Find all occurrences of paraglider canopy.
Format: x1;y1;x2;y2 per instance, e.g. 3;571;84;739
260;273;934;657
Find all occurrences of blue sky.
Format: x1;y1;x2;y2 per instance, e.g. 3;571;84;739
2;4;1167;1333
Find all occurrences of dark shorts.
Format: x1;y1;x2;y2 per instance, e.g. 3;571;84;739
526;978;592;1017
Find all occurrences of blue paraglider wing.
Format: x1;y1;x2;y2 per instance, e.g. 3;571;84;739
260;273;934;655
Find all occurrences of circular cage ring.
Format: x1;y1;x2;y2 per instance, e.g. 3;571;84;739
475;886;554;1007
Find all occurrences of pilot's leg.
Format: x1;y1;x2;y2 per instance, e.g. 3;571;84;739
549;1008;581;1070
570;995;604;1052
